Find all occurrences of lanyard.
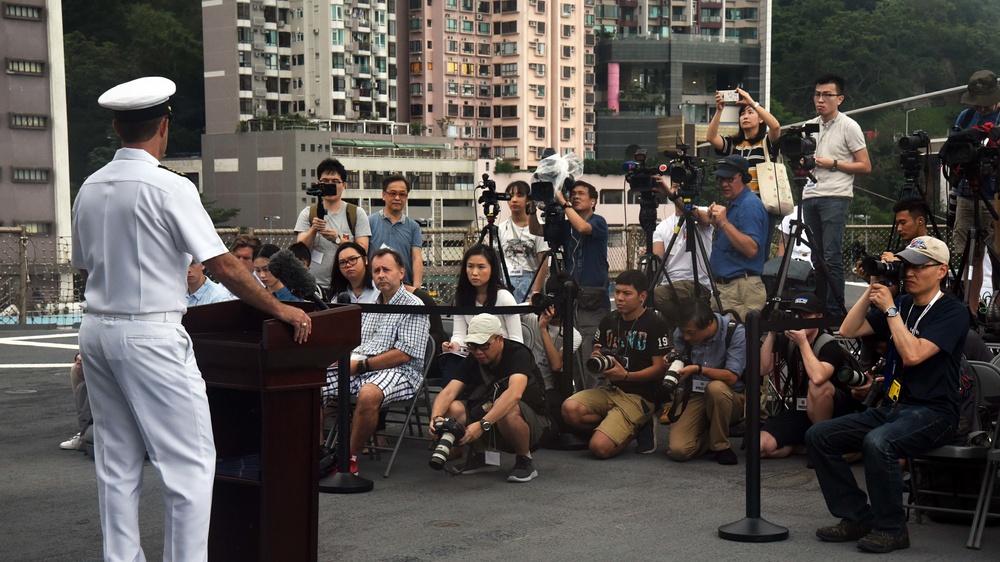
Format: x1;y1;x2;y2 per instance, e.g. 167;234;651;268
883;291;943;391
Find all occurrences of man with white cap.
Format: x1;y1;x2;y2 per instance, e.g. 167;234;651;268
429;313;554;482
809;236;969;553
72;76;312;562
951;70;1000;315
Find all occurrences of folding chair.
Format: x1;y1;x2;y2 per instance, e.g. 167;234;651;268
905;361;1000;541
968;363;1000;549
381;336;437;478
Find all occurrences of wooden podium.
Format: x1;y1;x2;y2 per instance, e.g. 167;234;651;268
183;300;360;562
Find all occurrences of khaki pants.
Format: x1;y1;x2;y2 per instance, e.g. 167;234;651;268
653;280;711;346
667;381;746;461
714;276;766;323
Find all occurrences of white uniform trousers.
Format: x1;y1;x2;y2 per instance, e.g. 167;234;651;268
79;315;215;562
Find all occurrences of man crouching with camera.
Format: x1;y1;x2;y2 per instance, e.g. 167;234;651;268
429;313;555;482
806;236;968;553
561;270;670;458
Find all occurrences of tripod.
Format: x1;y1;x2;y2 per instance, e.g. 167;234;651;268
765;168;848;316
476;196;515;295
952;188;1000;311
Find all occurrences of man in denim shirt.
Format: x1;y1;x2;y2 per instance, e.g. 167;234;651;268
667;300;747;465
694;154;768;321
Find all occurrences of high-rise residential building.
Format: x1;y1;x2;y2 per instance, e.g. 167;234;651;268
0;1;71;300
202;0;595;167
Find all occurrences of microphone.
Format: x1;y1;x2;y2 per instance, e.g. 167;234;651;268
336;291;353;304
267;249;329;310
622;161;639;172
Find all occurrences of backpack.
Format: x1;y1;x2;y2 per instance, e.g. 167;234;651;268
783;332;859;397
309;202;358;236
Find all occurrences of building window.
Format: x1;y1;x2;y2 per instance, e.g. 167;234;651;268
6;59;45;75
3;3;43;20
9;113;47;129
12;167;50;183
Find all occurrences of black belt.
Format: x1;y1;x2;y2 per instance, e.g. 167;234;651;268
713;272;755;285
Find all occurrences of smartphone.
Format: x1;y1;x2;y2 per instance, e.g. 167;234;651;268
720;90;740;103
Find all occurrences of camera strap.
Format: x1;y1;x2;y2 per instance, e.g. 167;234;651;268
884;291;942;400
665;318;738;423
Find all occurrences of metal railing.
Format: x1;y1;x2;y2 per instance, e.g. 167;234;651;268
0;224;904;326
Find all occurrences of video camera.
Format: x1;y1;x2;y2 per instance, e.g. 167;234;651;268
778;123;820;171
305;183;339;219
662;144;708;202
940;123;1000;184
530;152;583;245
622;148;661;193
898;129;930;179
476;173;509;218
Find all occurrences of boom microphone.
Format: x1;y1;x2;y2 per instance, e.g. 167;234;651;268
267;249;329;309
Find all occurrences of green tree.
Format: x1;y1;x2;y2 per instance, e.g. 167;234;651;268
202;196;240;226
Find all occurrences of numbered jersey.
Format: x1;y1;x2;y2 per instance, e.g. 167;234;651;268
595;309;670;402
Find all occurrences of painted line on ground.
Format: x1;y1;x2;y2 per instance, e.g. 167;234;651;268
0;364;74;369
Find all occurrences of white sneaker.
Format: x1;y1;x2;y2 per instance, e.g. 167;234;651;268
60;433;83;450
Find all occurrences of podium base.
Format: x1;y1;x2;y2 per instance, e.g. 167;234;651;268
718;517;789;542
318;472;374;494
542;431;589;451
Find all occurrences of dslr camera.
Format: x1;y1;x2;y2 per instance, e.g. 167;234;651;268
859;256;903;283
661;349;690;395
586;347;625;374
429;417;467;470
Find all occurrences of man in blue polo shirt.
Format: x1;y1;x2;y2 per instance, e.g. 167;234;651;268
369;174;424;289
695;154;768;321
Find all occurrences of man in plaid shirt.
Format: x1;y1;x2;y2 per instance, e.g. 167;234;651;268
324;248;429;475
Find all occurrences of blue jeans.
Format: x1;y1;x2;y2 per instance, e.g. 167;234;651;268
508;272;535;304
805;404;956;536
802;197;849;313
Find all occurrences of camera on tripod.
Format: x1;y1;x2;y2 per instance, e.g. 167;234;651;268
429;417;467;470
477;173;509;208
663;144;708;201
778;123;820;170
585;347;625;374
622;148;661;193
940;123;1000;181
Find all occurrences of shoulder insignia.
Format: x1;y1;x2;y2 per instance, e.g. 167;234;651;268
158;164;188;179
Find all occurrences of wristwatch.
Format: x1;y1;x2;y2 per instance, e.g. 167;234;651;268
357;358;369;374
831;160;839;172
885;306;899;318
480;419;493;432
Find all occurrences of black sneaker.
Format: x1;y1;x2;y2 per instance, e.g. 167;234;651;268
857;530;910;553
507;455;538;483
816;520;873;543
635;419;657;454
715;447;738;465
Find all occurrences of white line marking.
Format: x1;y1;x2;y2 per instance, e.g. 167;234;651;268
0;364;73;369
0;340;79;350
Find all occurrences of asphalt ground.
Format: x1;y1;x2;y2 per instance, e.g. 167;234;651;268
1;326;998;561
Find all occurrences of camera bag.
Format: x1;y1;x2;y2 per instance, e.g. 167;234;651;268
756;141;794;217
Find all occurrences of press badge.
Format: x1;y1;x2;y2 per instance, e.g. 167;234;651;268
796;398;807;411
887;379;902;402
485;451;501;466
692;379;708;393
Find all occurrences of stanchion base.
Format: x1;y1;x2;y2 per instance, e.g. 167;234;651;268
542;431;589;451
318;472;374;494
718;517;789;543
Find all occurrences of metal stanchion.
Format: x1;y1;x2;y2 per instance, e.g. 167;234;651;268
319;351;374;493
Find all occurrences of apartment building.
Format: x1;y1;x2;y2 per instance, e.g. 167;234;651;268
0;1;69;240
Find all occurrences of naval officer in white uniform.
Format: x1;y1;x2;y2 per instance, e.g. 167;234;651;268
71;77;312;562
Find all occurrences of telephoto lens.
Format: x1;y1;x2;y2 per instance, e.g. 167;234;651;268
429;418;467;470
662;358;686;394
585;354;616;374
836;365;868;387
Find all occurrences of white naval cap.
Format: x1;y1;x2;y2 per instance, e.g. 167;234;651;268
98;76;176;123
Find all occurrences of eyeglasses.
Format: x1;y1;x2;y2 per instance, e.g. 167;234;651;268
813;92;842;99
318;179;345;186
466;336;497;352
385;191;408;199
338;255;362;267
905;262;943;272
720;176;740;184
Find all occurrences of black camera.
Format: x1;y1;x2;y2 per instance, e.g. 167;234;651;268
861;358;887;408
662;144;708;202
940;124;1000;183
305;183;339;219
429;417;467;470
859;256;903;280
778;123;820;159
661;349;689;395
477;173;509;205
898;129;930;151
623;148;658;193
586;347;624;374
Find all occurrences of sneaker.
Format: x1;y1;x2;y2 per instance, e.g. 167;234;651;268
507;455;538;483
857;530;910;553
635;419;657;454
461;452;492;474
60;432;83;450
715;447;738;465
328;455;359;477
816;520;873;543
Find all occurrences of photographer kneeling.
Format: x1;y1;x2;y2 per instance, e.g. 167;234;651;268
561;270;669;458
759;293;861;458
666;300;747;465
806;236;969;553
429;314;555;483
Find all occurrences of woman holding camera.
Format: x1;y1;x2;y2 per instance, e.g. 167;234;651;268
437;245;523;382
328;241;377;304
705;87;783;253
497;181;548;303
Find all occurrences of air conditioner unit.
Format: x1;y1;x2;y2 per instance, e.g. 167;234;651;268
529;63;537;70
307;108;315;115
313;28;319;34
529;21;536;27
476;14;483;21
